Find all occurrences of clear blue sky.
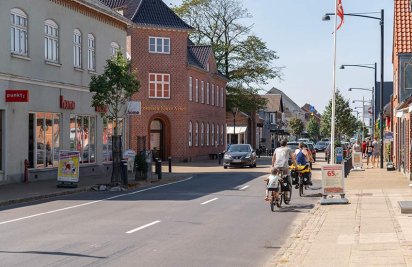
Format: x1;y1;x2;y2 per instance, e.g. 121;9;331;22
168;0;394;113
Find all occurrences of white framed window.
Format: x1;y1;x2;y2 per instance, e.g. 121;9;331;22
216;86;219;107
211;84;215;106
195;122;199;147
189;121;193;147
216;124;219;146
73;29;82;68
189;77;193;101
10;8;28;56
221;124;224;145
44;20;59;62
201;122;204;146
149;37;170;54
211;124;215;146
111;42;119;56
206;123;210;146
88;33;96;70
149;73;170;98
221;87;224;107
195;79;199;102
201;81;205;103
206;82;210;104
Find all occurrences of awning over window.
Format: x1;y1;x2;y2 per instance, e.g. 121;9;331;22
226;126;247;134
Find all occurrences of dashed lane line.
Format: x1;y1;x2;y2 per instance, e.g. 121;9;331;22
126;220;161;234
201;198;219;205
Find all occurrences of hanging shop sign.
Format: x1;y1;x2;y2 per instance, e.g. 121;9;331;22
5;90;29;102
60;95;75;109
57;150;80;183
127;101;141;115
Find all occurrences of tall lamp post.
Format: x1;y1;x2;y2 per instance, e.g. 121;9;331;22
323;10;384;168
348;87;374;137
232;107;239;144
353;98;372;142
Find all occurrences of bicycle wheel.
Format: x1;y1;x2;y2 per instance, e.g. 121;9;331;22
299;182;304;196
270;192;275;212
284;184;292;204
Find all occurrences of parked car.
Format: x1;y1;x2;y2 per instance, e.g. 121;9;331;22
314;141;329;152
223;144;256;169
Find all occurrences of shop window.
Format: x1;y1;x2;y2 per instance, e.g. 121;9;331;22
149;73;170;99
29;112;60;169
189;121;193;147
44;20;59;62
102;118;124;162
70;115;96;164
10;8;28;56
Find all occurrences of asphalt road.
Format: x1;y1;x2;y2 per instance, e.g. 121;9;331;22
0;156;323;267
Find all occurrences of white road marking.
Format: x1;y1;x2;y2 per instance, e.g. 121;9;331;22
239;185;249;190
126;220;161;234
201;198;219;205
0;177;193;226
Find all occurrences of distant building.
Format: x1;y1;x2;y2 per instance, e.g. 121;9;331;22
259;94;285;150
301;103;321;125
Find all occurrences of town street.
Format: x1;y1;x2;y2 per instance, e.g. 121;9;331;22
0;157;323;267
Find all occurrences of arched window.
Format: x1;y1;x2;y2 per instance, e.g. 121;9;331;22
88;33;95;70
44;19;59;62
188;121;193;147
201;122;204;146
10;8;28;55
73;29;82;67
195;122;199;147
216;124;219;146
206;123;210;146
111;41;119;56
211;124;215;146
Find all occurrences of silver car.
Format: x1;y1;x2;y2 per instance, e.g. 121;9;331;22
223;144;257;169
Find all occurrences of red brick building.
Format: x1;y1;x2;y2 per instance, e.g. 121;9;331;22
101;0;228;161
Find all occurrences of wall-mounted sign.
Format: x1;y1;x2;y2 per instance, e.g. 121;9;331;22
60;95;75;109
127;101;141;115
95;105;108;113
142;106;185;112
5;90;29;102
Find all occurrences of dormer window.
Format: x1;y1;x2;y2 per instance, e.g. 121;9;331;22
149;37;170;54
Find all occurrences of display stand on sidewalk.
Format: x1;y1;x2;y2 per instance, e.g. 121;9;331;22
320;164;349;205
351;151;364;171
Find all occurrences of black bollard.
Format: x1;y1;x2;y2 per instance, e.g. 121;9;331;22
157;159;162;180
218;153;222;165
121;159;128;186
168;157;172;173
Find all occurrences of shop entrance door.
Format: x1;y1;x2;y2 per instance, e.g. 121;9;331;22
150;119;164;160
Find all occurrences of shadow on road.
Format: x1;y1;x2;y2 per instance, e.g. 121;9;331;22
275;203;315;213
0;250;107;259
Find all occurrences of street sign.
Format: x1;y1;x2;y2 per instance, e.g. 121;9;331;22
321;164;345;195
310;105;315;113
384;132;394;141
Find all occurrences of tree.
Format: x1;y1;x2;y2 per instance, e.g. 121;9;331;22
89;51;140;186
306;117;320;141
289;118;304;139
320;91;359;141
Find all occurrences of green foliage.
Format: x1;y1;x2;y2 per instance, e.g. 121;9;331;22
89;51;140;135
306;117;320;141
320;90;359;140
226;86;267;113
289;117;304;138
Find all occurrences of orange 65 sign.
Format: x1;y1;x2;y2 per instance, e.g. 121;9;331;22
322;165;344;195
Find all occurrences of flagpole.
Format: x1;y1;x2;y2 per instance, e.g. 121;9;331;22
330;0;338;164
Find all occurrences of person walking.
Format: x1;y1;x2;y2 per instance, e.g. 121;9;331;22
361;140;367;158
372;137;381;168
366;139;374;168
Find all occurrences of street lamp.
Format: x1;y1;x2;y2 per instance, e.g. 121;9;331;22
232;107;239;144
353;98;372;142
324;10;384;168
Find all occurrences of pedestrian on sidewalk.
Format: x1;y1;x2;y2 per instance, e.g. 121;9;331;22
366;139;373;168
361;140;367;158
372;137;381;168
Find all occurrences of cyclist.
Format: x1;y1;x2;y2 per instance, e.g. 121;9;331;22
272;139;297;182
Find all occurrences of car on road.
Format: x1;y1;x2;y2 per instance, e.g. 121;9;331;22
223;144;256;169
314;141;329;152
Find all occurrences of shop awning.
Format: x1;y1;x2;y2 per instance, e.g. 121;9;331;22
226;126;247;134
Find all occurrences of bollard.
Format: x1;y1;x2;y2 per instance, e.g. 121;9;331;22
168;156;172;173
24;159;29;183
121;159;128;186
218;153;222;165
157;159;162;180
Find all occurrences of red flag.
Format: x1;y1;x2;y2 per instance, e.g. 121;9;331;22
336;0;344;30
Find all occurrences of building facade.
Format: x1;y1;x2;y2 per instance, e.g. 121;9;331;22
101;0;227;161
0;0;129;183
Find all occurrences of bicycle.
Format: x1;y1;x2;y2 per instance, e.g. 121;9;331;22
295;164;311;196
269;168;292;211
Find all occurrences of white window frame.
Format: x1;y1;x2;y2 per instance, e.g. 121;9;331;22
221;87;224;107
189;121;193;147
44;20;59;63
221;124;224;145
206;82;210;104
211;124;215;146
111;41;119;56
10;8;28;56
149;36;170;54
189;77;193;101
88;33;96;71
206;123;210;146
216;86;219;107
201;81;205;103
195;122;199;147
195;79;199;102
216;124;219;146
73;29;82;68
149;73;171;99
211;84;215;106
201;122;204;146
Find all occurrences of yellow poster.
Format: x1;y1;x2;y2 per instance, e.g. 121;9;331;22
57;150;80;183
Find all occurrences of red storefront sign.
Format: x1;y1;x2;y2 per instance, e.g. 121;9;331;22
95;105;108;113
60;95;75;110
5;90;29;102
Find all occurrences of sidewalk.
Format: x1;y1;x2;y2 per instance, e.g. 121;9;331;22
0;159;228;207
275;163;412;267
